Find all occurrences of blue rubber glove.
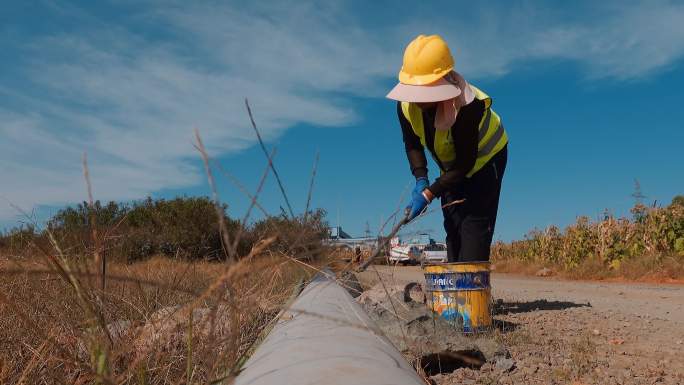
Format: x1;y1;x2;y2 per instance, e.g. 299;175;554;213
407;177;430;221
411;177;429;202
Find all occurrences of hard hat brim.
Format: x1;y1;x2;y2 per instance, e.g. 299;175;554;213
386;76;462;103
398;67;452;86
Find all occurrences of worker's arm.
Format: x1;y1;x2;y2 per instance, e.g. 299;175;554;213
398;102;428;179
428;99;485;198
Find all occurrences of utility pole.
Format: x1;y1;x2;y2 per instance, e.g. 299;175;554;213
336;199;340;233
631;179;646;205
631;178;648;221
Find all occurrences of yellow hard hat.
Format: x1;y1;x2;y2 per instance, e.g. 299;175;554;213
398;34;454;85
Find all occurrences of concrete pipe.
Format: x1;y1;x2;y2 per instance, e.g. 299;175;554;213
233;270;424;385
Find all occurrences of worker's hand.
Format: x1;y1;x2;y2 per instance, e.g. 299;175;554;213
407;194;427;221
406;177;430;221
411;177;429;202
406;187;433;221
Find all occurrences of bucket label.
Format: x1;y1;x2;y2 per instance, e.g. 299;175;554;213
424;272;490;291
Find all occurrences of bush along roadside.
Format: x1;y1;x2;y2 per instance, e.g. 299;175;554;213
492;196;684;280
0;196;329;262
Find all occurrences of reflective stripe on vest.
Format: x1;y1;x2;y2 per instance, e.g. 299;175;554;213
401;85;508;177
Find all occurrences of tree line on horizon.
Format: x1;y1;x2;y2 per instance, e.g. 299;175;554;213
0;196;329;262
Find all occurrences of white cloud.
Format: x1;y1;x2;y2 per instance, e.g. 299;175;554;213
421;0;684;79
2;0;684;223
1;2;385;223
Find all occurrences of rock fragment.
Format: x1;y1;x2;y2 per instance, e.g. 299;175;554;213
495;357;516;372
535;268;554;277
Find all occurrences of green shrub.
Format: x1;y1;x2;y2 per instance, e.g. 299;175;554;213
42;197;237;261
117;197;246;261
249;208;329;258
1;197;329;262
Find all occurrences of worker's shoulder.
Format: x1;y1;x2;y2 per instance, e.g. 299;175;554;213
396;100;406;118
463;98;486;113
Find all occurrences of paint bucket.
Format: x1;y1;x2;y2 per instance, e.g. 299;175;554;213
423;262;492;333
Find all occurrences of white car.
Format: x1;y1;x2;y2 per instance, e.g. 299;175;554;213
421;243;448;264
389;244;421;265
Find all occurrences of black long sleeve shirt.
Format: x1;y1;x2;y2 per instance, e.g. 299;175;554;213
398;99;485;197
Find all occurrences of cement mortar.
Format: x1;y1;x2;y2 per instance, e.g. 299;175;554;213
357;282;506;362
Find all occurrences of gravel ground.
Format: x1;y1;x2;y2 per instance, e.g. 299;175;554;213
357;266;684;385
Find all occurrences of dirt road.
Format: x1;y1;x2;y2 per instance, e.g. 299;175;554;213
358;266;684;385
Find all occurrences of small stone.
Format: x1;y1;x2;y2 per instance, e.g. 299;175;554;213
495;358;516;372
535;267;554;277
338;271;364;298
592;329;601;336
402;282;426;303
523;365;539;375
609;338;625;345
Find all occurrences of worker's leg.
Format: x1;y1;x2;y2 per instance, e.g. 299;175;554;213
458;147;508;262
442;186;466;262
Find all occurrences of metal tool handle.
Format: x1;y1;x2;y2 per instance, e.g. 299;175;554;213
356;210;411;272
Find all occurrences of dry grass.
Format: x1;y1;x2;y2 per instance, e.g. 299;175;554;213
0;101;427;384
493;252;684;282
568;333;597;378
0;251;319;384
0;107;333;384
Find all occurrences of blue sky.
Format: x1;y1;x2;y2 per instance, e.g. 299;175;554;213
1;1;683;242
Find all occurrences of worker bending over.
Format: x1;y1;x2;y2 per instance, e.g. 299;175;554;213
386;35;508;262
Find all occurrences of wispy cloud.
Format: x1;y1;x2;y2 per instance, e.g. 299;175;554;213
526;1;684;78
0;2;391;222
402;0;684;79
2;0;683;223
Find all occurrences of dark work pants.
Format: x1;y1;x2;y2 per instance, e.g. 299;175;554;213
442;146;507;262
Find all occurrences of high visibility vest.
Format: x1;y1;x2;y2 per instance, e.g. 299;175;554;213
401;85;508;177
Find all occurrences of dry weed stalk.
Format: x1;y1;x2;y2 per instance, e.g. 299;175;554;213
194;128;234;263
245;98;294;219
0;101;453;384
83;153;106;291
228;149;275;257
303;150;319;224
1;129;327;384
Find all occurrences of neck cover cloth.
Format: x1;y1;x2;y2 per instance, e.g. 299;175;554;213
435;71;475;131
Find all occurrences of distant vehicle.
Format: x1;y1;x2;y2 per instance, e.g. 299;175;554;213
389;233;444;265
403;233;432;246
389;244;421;265
421;243;448;264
